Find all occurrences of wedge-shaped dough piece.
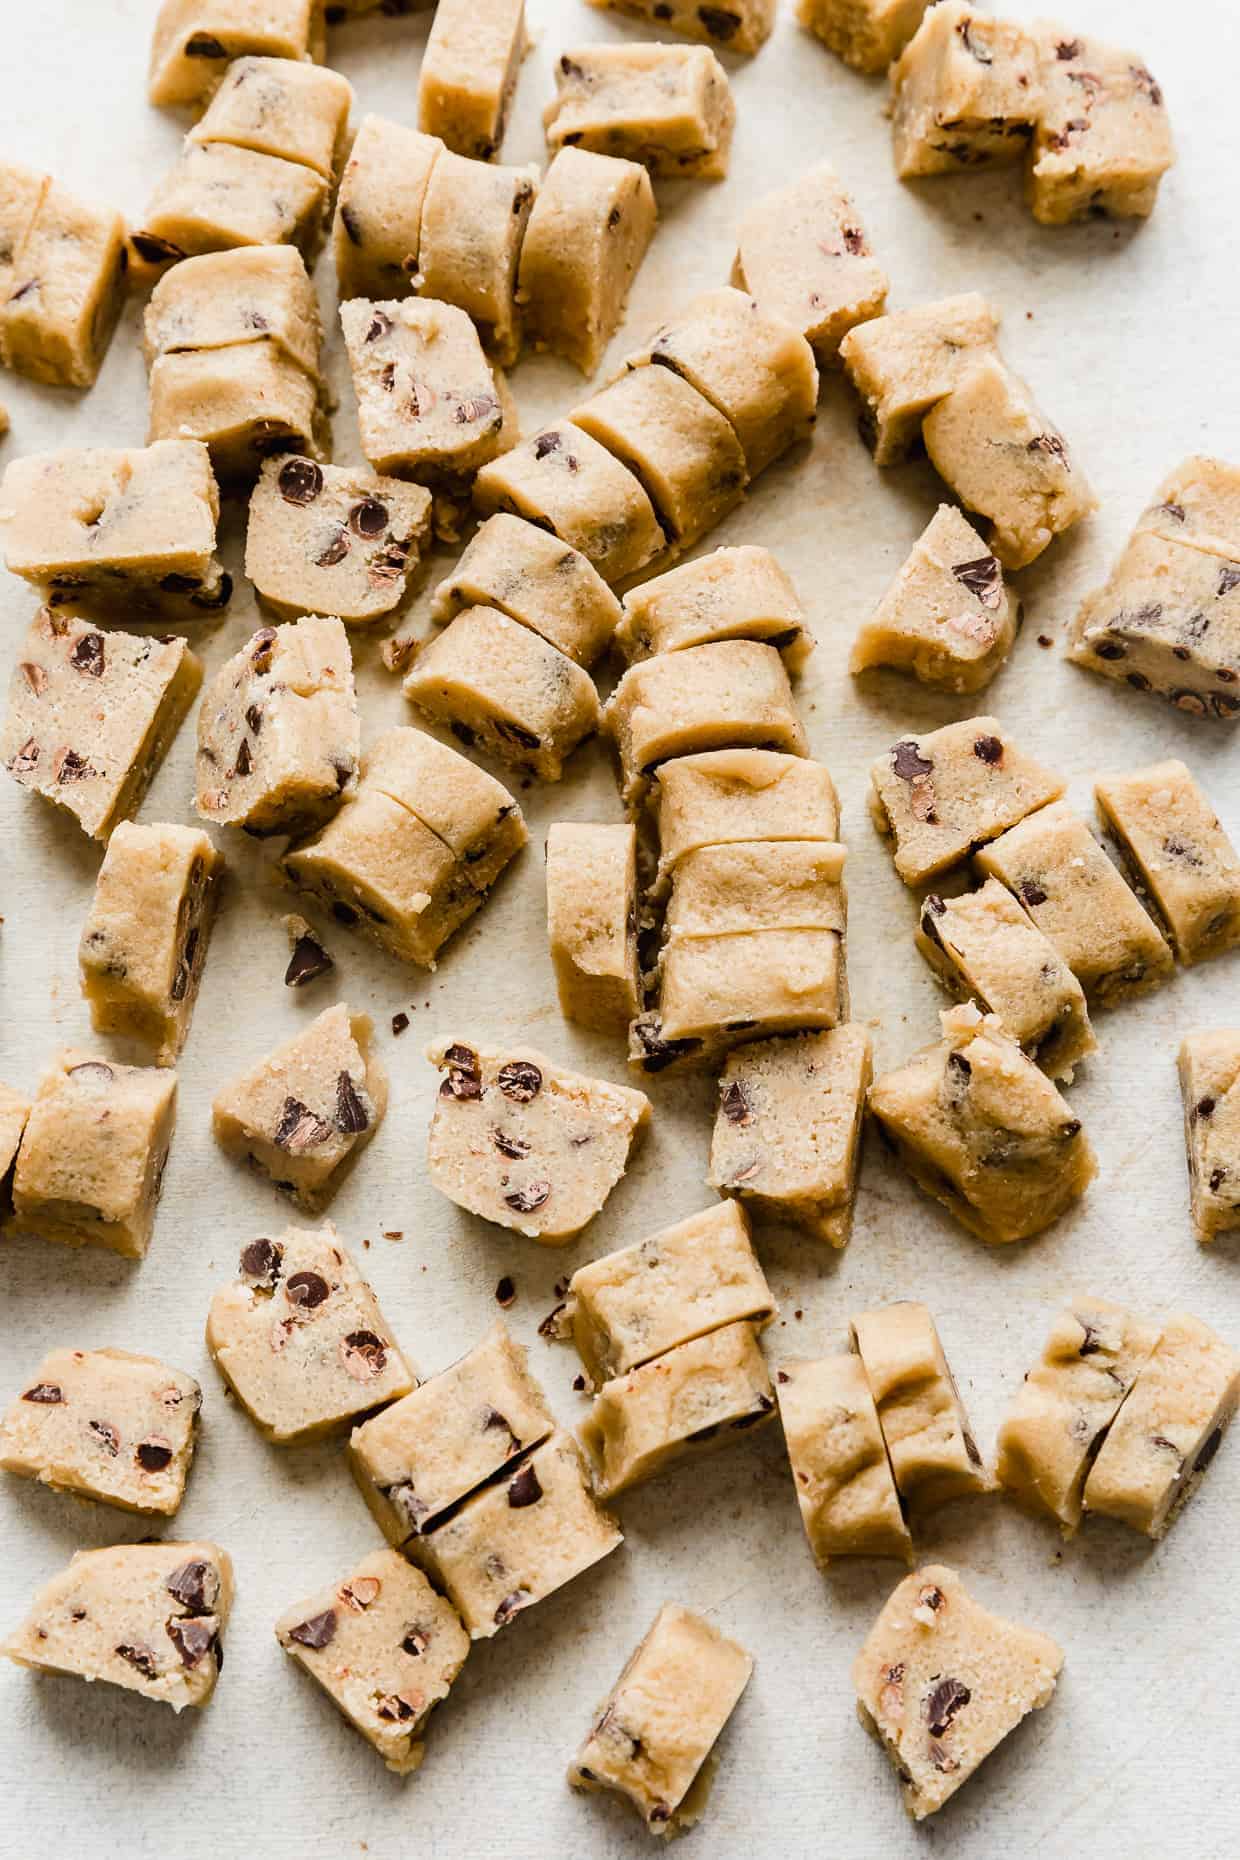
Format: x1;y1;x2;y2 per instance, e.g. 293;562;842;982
659;927;846;1044
545;45;735;181
587;0;774;56
333;116;442;302
188;55;352;180
246;455;432;626
140;143;329;264
418;0;527;161
359;724;528;892
733;159;887;363
0;1084;31;1213
665;840;846;940
839;290;998;465
850;1302;992;1518
1178;1030;1240;1242
474;421;665;584
617;545;811;670
147;342;326;486
1027;28;1174;226
148;0;324;109
143;245;322;378
890;3;1041;179
417;151;537;367
431;513;621;667
653;749;838;883
1095;761;1240;966
0;179;127;389
796;0;930;77
776;1354;912;1563
546;822;640;1034
850;505;1017;693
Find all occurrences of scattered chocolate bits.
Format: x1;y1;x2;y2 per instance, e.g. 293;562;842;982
288;1609;337;1650
136;1438;174;1472
495;1275;517;1307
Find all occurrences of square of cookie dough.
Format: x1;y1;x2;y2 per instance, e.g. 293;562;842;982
587;0;774;57
995;1300;1159;1531
838;291;998;465
516;146;656;377
141;142;329;262
143;245;322;378
418;0;526;160
405;1431;622;1638
147;342;326;486
546;822;640;1034
975;801;1174;1003
850;1301;992;1519
657;926;846;1044
246;455;432;626
473;422;665;585
868;1006;1095;1244
359;724;528;893
653;749;838;885
1027;30;1174;225
426;1036;650;1243
349;1321;554;1543
3;1542;232;1713
188;55;352;180
333;115;442;302
545;45;735;181
796;0;930;76
853;1564;1062;1821
1137;455;1240;560
890;2;1040;179
1;1348;201;1516
850;505;1017;694
148;0;325;109
1178;1030;1240;1241
417;151;537;367
206;1223;413;1443
775;1353;912;1564
211;1005;386;1209
869;715;1064;887
733;160;888;361
616;546;811;671
569;1604;752;1838
665;840;846;940
915;880;1095;1082
1096;761;1240;965
1083;1314;1240;1537
0;1085;31;1213
708;1024;872;1246
0;180;127;389
432;513;622;667
276;1548;469;1774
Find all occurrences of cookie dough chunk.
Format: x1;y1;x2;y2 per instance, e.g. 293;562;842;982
733;160;888;362
1028;30;1173;225
870;715;1064;887
359;724;528;892
206;1224;413;1442
916;881;1095;1082
775;1354;912;1564
995;1301;1159;1531
517;147;656;377
975;802;1174;1002
143;245;322;378
1137;455;1240;561
473;423;664;585
333;116;441;302
147;342;326;486
617;546;811;671
665;840;846;940
79;823;220;1065
850;1302;991;1517
418;0;526;160
349;1322;555;1543
853;1565;1062;1821
0;159;47;307
196;613;359;837
276;1549;469;1774
796;0;930;75
188;55;352;180
417;152;537;367
546;822;640;1034
212;1005;386;1209
3;1542;232;1713
2;610;201;843
1095;761;1240;965
570;1604;751;1837
140;143;329;263
246;456;431;626
406;1432;622;1638
1084;1314;1240;1537
1178;1030;1240;1241
1;1348;200;1516
10;1054;176;1259
890;3;1040;179
0;180;127;389
658;927;846;1045
148;1;324;109
708;1025;872;1246
432;514;621;667
589;0;774;56
839;291;998;465
868;1006;1095;1244
0;1085;30;1214
850;505;1017;693
653;749;839;883
426;1036;650;1243
545;45;735;181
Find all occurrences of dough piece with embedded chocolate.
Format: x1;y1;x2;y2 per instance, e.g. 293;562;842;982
658;927;846;1045
853;1564;1062;1821
425;1035;650;1244
79;823;221;1065
890;3;1040;179
188;55;352;180
915;881;1095;1082
349;1321;554;1543
1028;30;1173;225
0;160;47;308
546;822;640;1034
1178;1030;1240;1241
732;160;888;362
196;613;358;837
517;147;656;377
276;1548;469;1774
417;152;537;367
839;291;998;466
0;180;127;389
1095;761;1240;966
10;1054;176;1259
333;116;442;302
143;246;322;378
432;514;622;667
147;343;326;486
473;423;665;585
708;1025;871;1245
1084;1314;1240;1537
2;610;201;843
3;1542;232;1712
569;1605;751;1839
617;546;811;671
975;801;1174;1003
868;1006;1095;1244
653;749;838;884
545;45;735;181
140;143;329;263
776;1354;912;1563
870;715;1064;887
246;456;432;626
212;1005;386;1209
1;1348;201;1516
206;1224;413;1442
796;0;930;75
406;1431;622;1637
626;1011;732;1078
588;0;774;56
850;1302;991;1517
995;1301;1158;1531
148;0;324;109
850;506;1017;693
666;840;846;940
418;0;526;160
359;724;528;891
1137;455;1240;560
0;1086;31;1214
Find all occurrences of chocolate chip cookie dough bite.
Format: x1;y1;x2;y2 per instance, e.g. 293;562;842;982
1027;28;1173;225
733;162;888;362
416;152;537;368
775;1354;913;1565
359;724;527;892
149;0;325;110
418;0;526;160
246;456;432;625
144;246;322;376
187;55;352;182
652;750;840;892
889;3;1040;179
1138;454;1240;560
0;171;127;389
333;116;443;302
1095;762;1240;966
850;1302;992;1519
850;506;1017;693
139;143;329;267
473;424;665;585
1178;1030;1240;1242
797;0;929;75
432;514;622;667
148;340;327;487
615;547;812;670
839;291;999;466
546;822;641;1034
545;45;736;182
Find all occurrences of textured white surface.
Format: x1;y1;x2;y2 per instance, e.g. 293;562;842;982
1;3;1238;1857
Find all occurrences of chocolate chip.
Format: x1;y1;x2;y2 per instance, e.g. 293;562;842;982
842;225;866;254
1217;565;1240;598
1194;1426;1224;1471
288;1610;337;1650
533;430;561;460
285;932;333;988
273;1097;333;1151
958;17;991;60
697;4;740;37
973;734;1003;764
136;1438;173;1472
21;1383;63;1403
495;719;541;752
923;1677;971;1737
184;32;227;56
349;497;389;539
286;1269;330;1309
166;1560;219;1614
1028;432;1066;458
339;203;362;246
504;1181;551;1214
240;1237;283;1283
493;1589;530;1625
494;1128;531;1159
316;528;350;567
495;1275;516;1306
341;1329;388;1377
89;1419;119;1456
456;395;498;426
131;231;185;265
335;1071;370;1134
1196;1096;1216;1120
278;457;323;506
166;1617;216;1667
952;554;1003;609
1056;37;1081;58
116;1643;159;1677
721;1079;754;1125
391;1011;409;1035
402;1626;430;1655
70;632;106;677
232;738;253;778
366;311;392;343
892;739;933;782
507;1464;543;1508
1018;878;1048;907
497;1060;542;1102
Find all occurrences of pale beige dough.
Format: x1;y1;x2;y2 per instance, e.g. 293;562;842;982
658;927;846;1044
616;546;811;671
147;341;327;486
1178;1030;1240;1241
796;0;930;75
148;0;324;109
143;245;322;379
1027;28;1174;224
545;44;735;180
850;1302;992;1518
1095;760;1240;965
1136;455;1240;561
665;840;846;940
246;455;432;625
652;749;839;885
431;512;621;667
733;160;888;361
890;3;1041;178
418;0;527;160
546;822;641;1034
775;1353;912;1564
838;291;998;465
0;178;127;389
0;161;47;309
850;504;1017;693
416;151;537;366
359;724;528;891
587;0;775;56
188;55;352;180
140;142;329;263
473;421;665;585
333;116;443;301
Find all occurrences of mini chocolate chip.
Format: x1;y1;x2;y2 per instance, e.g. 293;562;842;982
278;457;323;506
316;528;350;567
341;1329;388;1377
1019;878;1048;907
89;1419;119;1456
136;1438;173;1472
184;32;227;57
507;1464;543;1508
286;1270;331;1308
232;738;253;778
973;734;1003;764
166;1560;219;1614
289;1610;337;1649
335;1071;370;1134
892;738;933;782
494;1589;530;1625
241;1237;283;1283
274;1097;333;1151
504;1181;551;1214
494;719;541;751
533;430;562;459
167;1618;216;1668
497;1060;542;1102
285;932;333;988
495;1275;516;1306
116;1643;159;1677
721;1079;754;1124
1196;1096;1216;1119
22;1383;63;1403
131;231;185;265
70;632;106;677
350;497;389;539
924;1677;971;1738
392;1011;409;1035
366;312;392;343
493;1128;530;1158
697;4;740;37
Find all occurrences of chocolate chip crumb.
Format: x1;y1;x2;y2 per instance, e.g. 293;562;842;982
495;1275;516;1307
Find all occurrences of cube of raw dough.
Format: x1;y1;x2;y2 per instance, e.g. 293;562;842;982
188;55;352;179
1178;1030;1240;1242
775;1354;912;1563
0;180;127;389
149;1;324;109
517;147;656;376
2;609;201;842
617;546;811;671
473;421;665;584
658;926;846;1044
147;342;326;486
79;822;221;1064
417;151;537;366
867;1006;1096;1244
333;115;442;301
850;505;1018;693
850;1301;991;1517
995;1301;1159;1531
587;0;774;56
1137;455;1240;561
665;840;846;940
915;880;1095;1082
405;1431;622;1637
3;1542;232;1712
796;0;930;76
853;1564;1062;1821
839;291;998;465
1084;1313;1240;1537
546;822;641;1034
432;513;621;666
733;161;888;361
653;749;839;882
869;714;1064;887
545;45;735;181
890;3;1041;178
10;1053;177;1259
246;455;432;625
275;1548;469;1774
205;1223;413;1442
418;0;526;160
211;1004;386;1208
569;1603;752;1837
974;801;1174;1003
0;1085;31;1212
1095;761;1240;965
359;724;528;892
143;245;323;378
349;1321;555;1542
140;143;329;262
1;1348;201;1516
1027;29;1174;225
708;1025;872;1245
